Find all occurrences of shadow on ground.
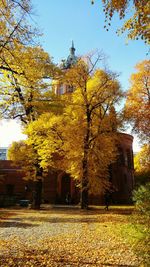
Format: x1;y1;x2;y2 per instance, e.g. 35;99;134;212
0;206;134;227
0;220;39;228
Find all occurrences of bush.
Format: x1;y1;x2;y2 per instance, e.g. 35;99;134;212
132;183;150;265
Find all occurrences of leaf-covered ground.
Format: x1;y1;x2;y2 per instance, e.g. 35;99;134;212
0;206;141;266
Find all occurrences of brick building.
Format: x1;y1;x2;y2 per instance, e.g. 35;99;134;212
0;132;134;206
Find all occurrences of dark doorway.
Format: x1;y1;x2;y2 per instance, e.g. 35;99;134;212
6;184;14;196
61;174;71;204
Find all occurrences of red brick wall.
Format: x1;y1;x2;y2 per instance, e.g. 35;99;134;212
0;133;134;205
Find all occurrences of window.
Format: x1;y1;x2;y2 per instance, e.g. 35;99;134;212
59;85;64;95
0;149;7;160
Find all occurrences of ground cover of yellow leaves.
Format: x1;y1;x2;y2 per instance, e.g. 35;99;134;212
0;207;142;267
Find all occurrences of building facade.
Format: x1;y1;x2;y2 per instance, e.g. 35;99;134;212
0;132;134;206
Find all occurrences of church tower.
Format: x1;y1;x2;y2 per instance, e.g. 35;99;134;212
54;42;77;95
61;41;77;69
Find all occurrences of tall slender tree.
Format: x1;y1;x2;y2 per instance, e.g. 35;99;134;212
0;0;59;209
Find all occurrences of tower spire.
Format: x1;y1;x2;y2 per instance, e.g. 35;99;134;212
60;41;77;69
70;40;75;55
72;40;74;49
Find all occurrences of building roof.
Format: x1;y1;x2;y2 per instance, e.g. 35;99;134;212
60;41;78;69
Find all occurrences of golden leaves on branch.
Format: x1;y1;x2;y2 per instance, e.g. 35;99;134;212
124;60;150;142
25;57;123;196
91;0;150;44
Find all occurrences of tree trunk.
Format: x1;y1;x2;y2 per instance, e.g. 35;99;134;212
81;142;89;209
31;179;42;209
31;164;43;209
81;183;89;209
80;104;90;209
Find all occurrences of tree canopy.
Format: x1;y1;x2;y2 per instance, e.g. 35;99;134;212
91;0;150;44
25;56;123;209
0;0;59;124
8;140;39;180
0;0;60;209
124;60;150;143
134;144;150;186
0;44;57;123
0;0;36;70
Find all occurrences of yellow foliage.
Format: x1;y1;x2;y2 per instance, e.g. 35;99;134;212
134;144;150;176
124;60;150;142
0;43;56;123
0;0;58;125
0;0;33;48
25;64;123;195
8;140;39;181
92;0;150;44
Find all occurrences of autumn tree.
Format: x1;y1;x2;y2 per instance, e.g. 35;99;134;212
134;144;150;186
0;0;59;129
8;140;47;207
8;141;37;179
0;45;57;122
0;0;37;73
0;0;60;209
124;60;150;143
91;0;150;44
25;55;123;209
0;41;60;208
125;60;150;263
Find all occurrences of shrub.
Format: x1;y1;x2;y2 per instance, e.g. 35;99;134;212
132;183;150;265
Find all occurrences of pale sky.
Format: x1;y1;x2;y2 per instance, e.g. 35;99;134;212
0;0;147;152
0;120;26;148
